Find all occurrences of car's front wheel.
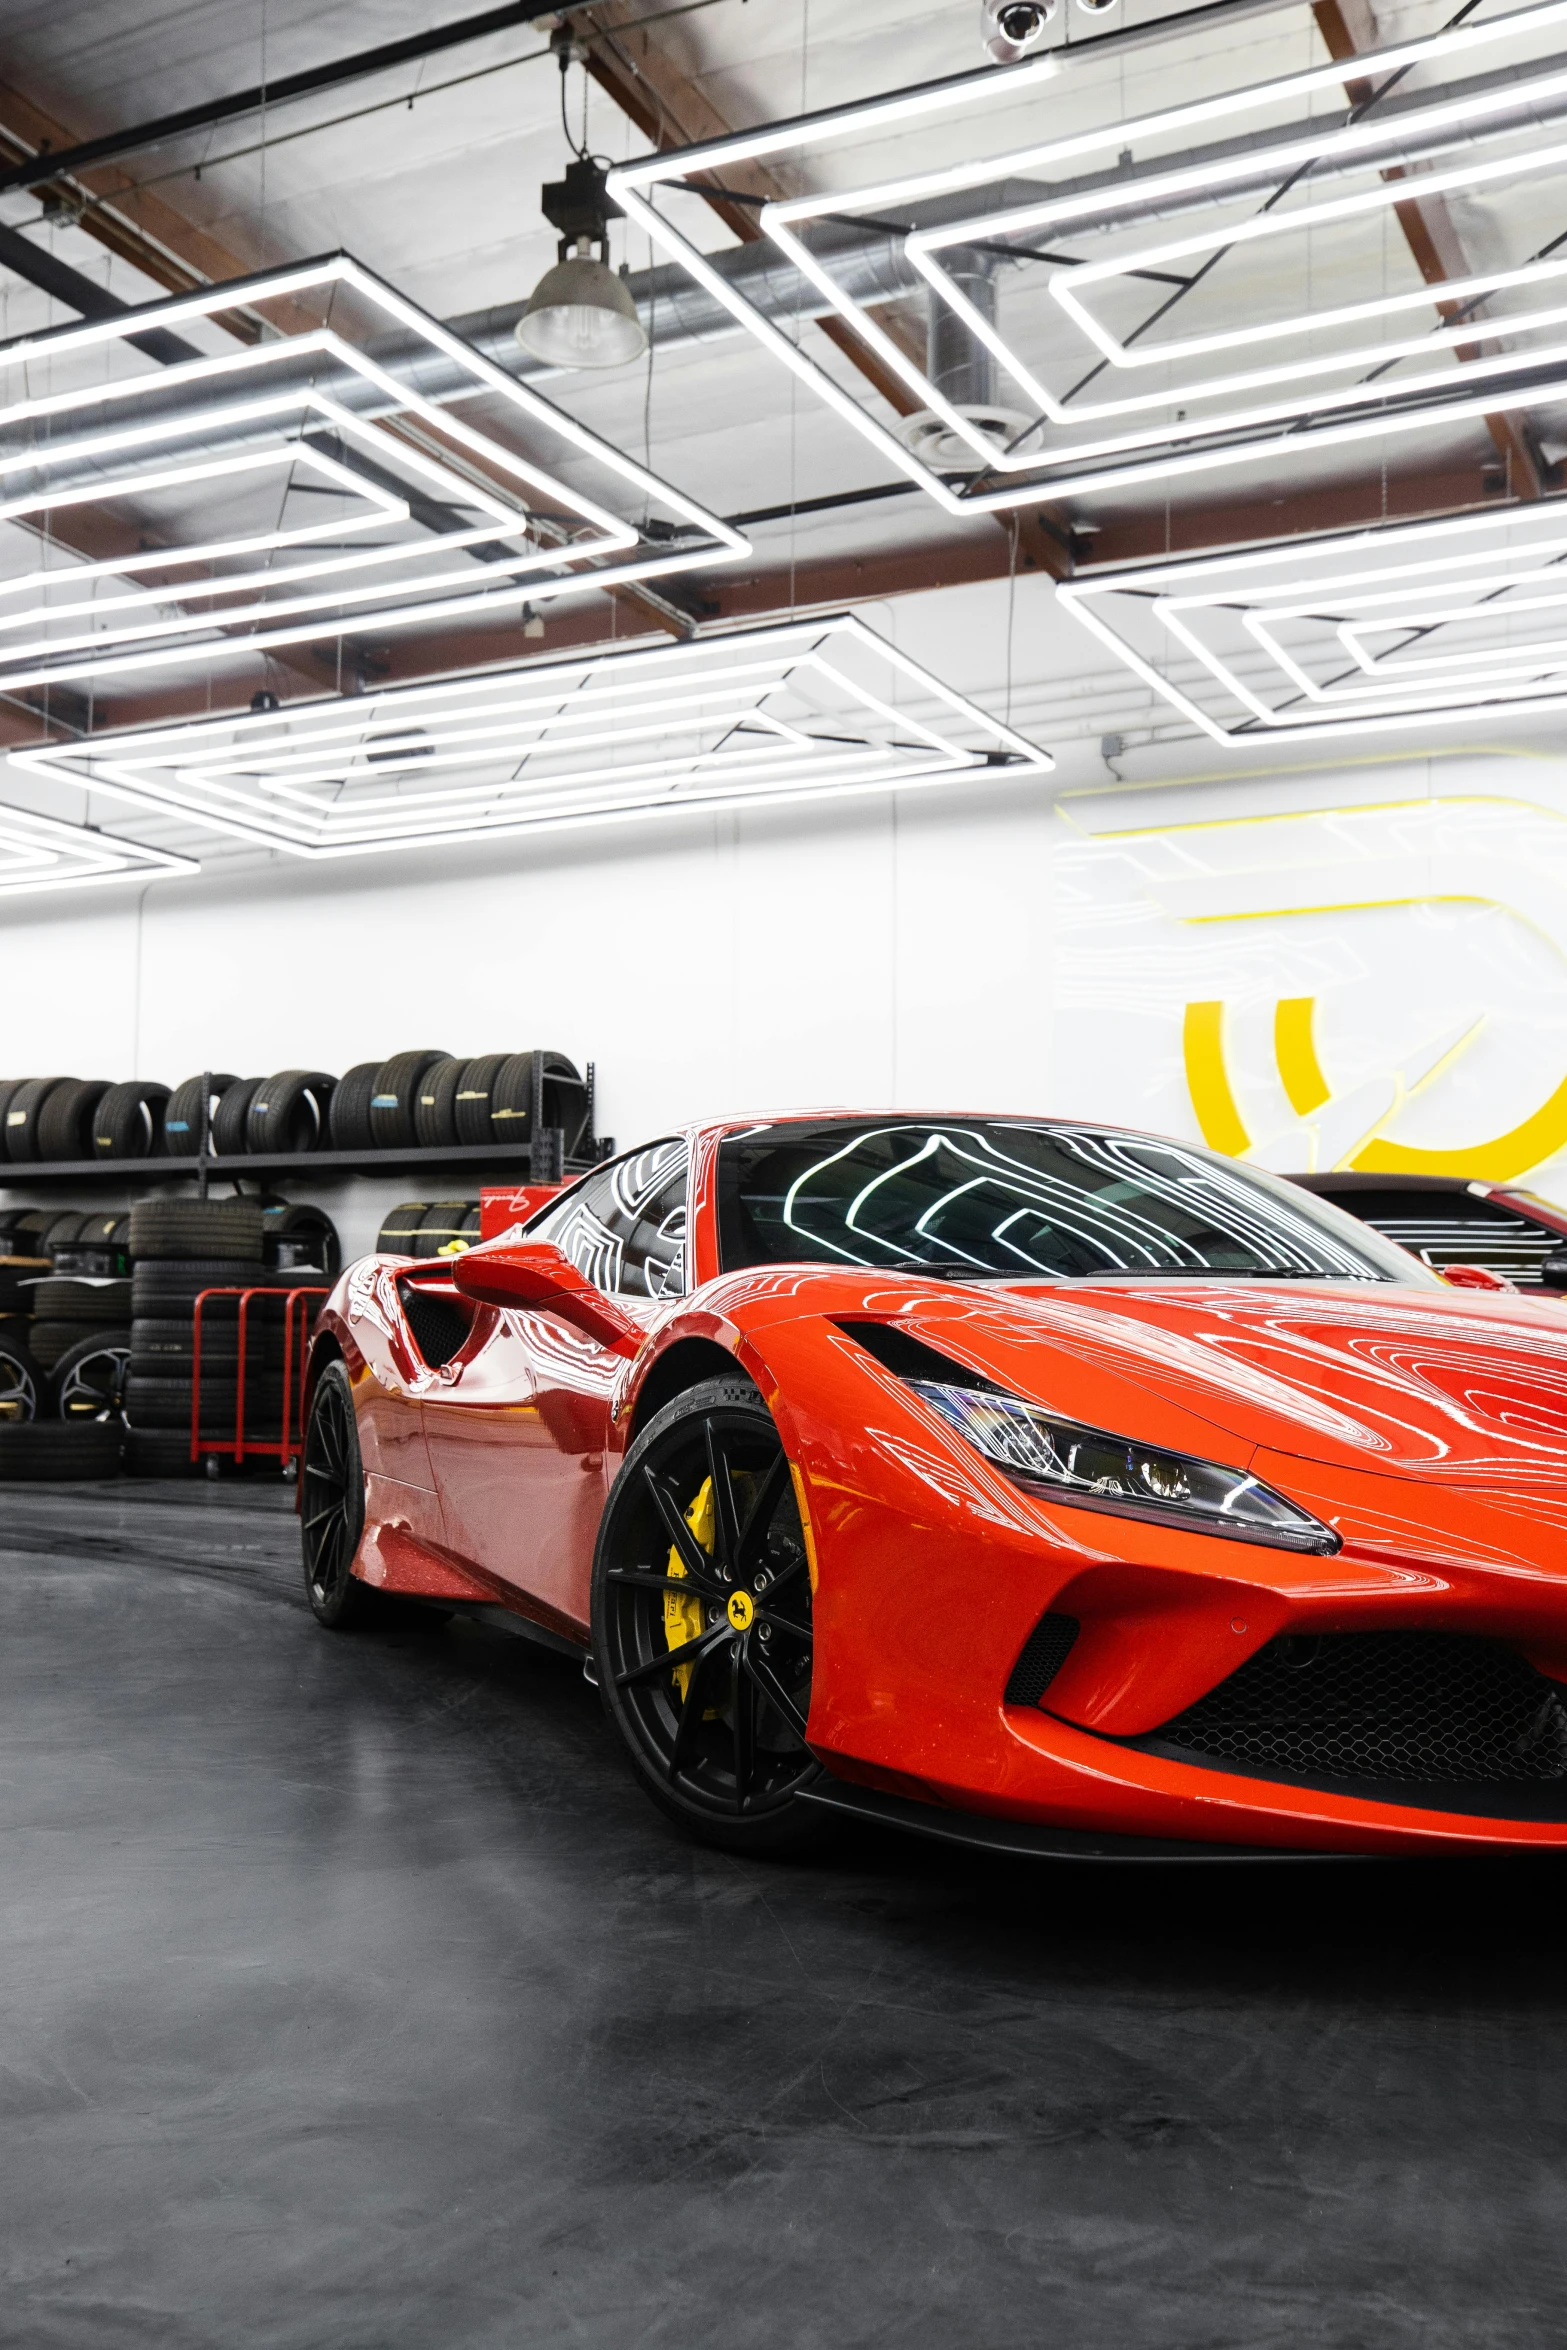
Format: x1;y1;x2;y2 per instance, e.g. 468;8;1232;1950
301;1359;373;1628
592;1376;824;1855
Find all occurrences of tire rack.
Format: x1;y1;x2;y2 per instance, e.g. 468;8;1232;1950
0;1061;611;1187
191;1284;330;1470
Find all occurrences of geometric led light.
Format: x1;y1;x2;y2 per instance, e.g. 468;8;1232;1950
12;616;1052;858
0;253;745;695
1058;504;1567;743
0;803;196;894
611;0;1567;512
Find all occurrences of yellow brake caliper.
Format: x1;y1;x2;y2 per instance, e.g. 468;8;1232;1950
665;1475;714;1700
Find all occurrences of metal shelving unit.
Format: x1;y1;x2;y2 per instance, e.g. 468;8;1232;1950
0;1063;611;1192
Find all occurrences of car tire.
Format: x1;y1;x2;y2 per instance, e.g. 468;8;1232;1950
162;1072;241;1156
92;1079;172;1159
128;1198;265;1262
124;1427;199;1477
413;1055;466;1148
259;1199;341;1277
31;1275;133;1322
6;1075;71;1162
35;1077;111;1162
247;1069;337;1154
0;1332;46;1424
125;1372;289;1430
0;1421;124;1479
210;1078;263;1158
591;1375;825;1856
451;1053;507;1146
53;1332;132;1423
301;1359;374;1627
415;1200;474;1258
376;1202;430;1256
29;1321;88;1374
369;1050;450;1150
328;1062;379;1152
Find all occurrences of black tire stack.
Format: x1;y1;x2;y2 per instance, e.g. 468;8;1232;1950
0;1051;589;1166
376;1200;483;1258
123;1198;317;1475
0;1237;51;1430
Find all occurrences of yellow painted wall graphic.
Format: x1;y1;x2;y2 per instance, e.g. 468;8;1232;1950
1061;785;1567;1190
1184;992;1567;1178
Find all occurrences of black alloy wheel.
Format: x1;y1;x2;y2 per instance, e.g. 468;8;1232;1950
301;1360;371;1627
54;1335;131;1423
592;1377;824;1855
0;1336;43;1423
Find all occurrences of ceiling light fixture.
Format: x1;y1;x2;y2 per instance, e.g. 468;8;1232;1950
0;254;739;694
0;802;197;895
517;157;647;370
14;616;1052;859
1058;504;1567;742
609;0;1567;511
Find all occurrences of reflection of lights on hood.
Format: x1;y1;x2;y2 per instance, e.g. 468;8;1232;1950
18;617;1050;858
611;4;1567;511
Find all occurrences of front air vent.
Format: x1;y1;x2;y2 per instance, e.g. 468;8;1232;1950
1005;1612;1080;1707
835;1319;1005;1390
1148;1631;1567;1788
398;1279;473;1370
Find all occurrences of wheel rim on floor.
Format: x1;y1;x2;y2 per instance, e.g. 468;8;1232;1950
302;1376;357;1611
0;1350;38;1423
600;1405;815;1820
57;1342;130;1422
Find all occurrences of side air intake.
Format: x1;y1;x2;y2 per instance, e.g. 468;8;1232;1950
1005;1612;1080;1707
1150;1631;1567;1786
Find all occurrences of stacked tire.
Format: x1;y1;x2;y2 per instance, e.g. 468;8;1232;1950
0;1051;589;1165
0;1214;125;1476
0;1243;52;1428
330;1049;590;1155
124;1198;317;1475
31;1268;133;1428
376;1200;483;1257
0;1075;171;1163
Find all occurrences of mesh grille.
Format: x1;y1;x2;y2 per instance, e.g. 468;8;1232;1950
1006;1613;1079;1707
398;1281;473;1370
1156;1632;1567;1785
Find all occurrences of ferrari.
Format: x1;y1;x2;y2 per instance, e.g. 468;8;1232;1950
301;1114;1567;1859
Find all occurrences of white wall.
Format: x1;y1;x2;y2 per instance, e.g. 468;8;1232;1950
7;569;1567;1257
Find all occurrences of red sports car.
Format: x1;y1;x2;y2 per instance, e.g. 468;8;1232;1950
301;1114;1567;1859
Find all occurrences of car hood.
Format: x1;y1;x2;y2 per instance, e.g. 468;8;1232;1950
875;1276;1567;1494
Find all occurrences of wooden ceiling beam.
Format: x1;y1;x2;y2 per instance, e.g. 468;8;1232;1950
578;2;1072;581
1311;0;1551;501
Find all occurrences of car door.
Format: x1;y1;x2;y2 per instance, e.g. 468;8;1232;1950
423;1140;689;1628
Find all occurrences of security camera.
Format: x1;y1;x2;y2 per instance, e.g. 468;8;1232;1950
982;0;1056;63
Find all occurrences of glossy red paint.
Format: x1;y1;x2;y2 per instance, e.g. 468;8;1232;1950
307;1113;1567;1856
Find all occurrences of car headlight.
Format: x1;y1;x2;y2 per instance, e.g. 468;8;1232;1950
909;1379;1338;1553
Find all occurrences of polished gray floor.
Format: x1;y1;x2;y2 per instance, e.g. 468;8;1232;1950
1;1478;1564;2348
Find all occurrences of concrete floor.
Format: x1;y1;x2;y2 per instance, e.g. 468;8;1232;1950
1;1482;1565;2349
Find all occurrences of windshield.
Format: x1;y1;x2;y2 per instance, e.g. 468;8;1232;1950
717;1120;1437;1285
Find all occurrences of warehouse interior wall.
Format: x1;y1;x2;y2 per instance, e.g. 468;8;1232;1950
4;569;1567;1220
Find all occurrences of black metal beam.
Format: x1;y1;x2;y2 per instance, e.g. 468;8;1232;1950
0;0;581;196
0;219;198;361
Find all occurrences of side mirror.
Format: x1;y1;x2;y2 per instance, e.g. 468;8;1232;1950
453;1239;642;1355
1539;1254;1567;1292
1440;1263;1516;1293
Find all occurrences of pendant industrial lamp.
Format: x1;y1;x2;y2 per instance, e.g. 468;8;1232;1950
516;29;647;371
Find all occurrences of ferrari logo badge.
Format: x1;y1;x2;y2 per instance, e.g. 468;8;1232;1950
727;1590;755;1632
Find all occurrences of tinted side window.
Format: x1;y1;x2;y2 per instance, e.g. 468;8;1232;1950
1315;1191;1564;1288
530;1140;687;1298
